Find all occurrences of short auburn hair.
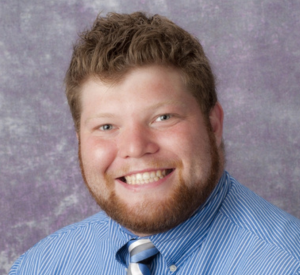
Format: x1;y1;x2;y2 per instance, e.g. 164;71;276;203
65;12;217;131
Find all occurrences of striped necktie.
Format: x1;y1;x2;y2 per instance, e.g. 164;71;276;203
127;239;158;275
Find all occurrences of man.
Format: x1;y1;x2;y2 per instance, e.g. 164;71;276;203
10;12;300;274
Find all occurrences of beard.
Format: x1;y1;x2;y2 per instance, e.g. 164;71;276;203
79;126;222;235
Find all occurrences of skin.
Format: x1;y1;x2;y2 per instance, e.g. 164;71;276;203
78;65;224;236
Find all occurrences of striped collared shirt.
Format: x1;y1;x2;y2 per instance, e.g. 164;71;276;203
10;171;300;274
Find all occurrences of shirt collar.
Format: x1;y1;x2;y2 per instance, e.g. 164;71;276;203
111;171;230;267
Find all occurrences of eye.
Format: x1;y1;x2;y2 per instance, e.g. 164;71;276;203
99;124;114;131
156;114;171;122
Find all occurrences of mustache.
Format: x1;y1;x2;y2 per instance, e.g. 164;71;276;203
105;160;183;179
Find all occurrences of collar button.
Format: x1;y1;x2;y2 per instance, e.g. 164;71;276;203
170;265;177;272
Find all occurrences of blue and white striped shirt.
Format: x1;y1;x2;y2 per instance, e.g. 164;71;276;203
10;171;300;274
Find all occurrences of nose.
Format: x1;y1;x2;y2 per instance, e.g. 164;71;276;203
117;124;159;158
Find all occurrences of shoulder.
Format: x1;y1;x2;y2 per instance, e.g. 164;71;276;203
220;174;300;261
9;211;110;274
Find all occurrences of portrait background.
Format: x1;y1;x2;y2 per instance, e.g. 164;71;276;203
1;0;299;273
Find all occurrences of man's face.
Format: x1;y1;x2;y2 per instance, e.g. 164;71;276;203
78;65;223;235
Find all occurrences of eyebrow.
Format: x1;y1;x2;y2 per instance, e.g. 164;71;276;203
146;99;188;110
84;99;188;124
84;113;117;124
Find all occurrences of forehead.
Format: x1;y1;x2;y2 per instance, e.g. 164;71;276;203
79;65;201;118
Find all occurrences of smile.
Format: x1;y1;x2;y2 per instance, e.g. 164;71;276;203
120;169;173;185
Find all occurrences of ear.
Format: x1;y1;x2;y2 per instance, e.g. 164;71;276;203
209;102;224;147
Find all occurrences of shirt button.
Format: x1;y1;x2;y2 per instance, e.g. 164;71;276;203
170;265;177;272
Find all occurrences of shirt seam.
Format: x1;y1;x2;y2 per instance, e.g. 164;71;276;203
219;208;300;264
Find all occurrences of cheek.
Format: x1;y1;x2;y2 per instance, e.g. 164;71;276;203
172;127;211;174
80;137;117;173
166;124;207;155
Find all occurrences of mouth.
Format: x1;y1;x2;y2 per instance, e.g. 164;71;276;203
118;169;174;185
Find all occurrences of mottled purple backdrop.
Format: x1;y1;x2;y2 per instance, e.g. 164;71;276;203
1;0;299;273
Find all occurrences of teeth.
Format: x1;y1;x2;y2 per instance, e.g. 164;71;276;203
143;172;150;180
125;170;169;185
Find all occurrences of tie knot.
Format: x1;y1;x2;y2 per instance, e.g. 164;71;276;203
127;239;158;275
